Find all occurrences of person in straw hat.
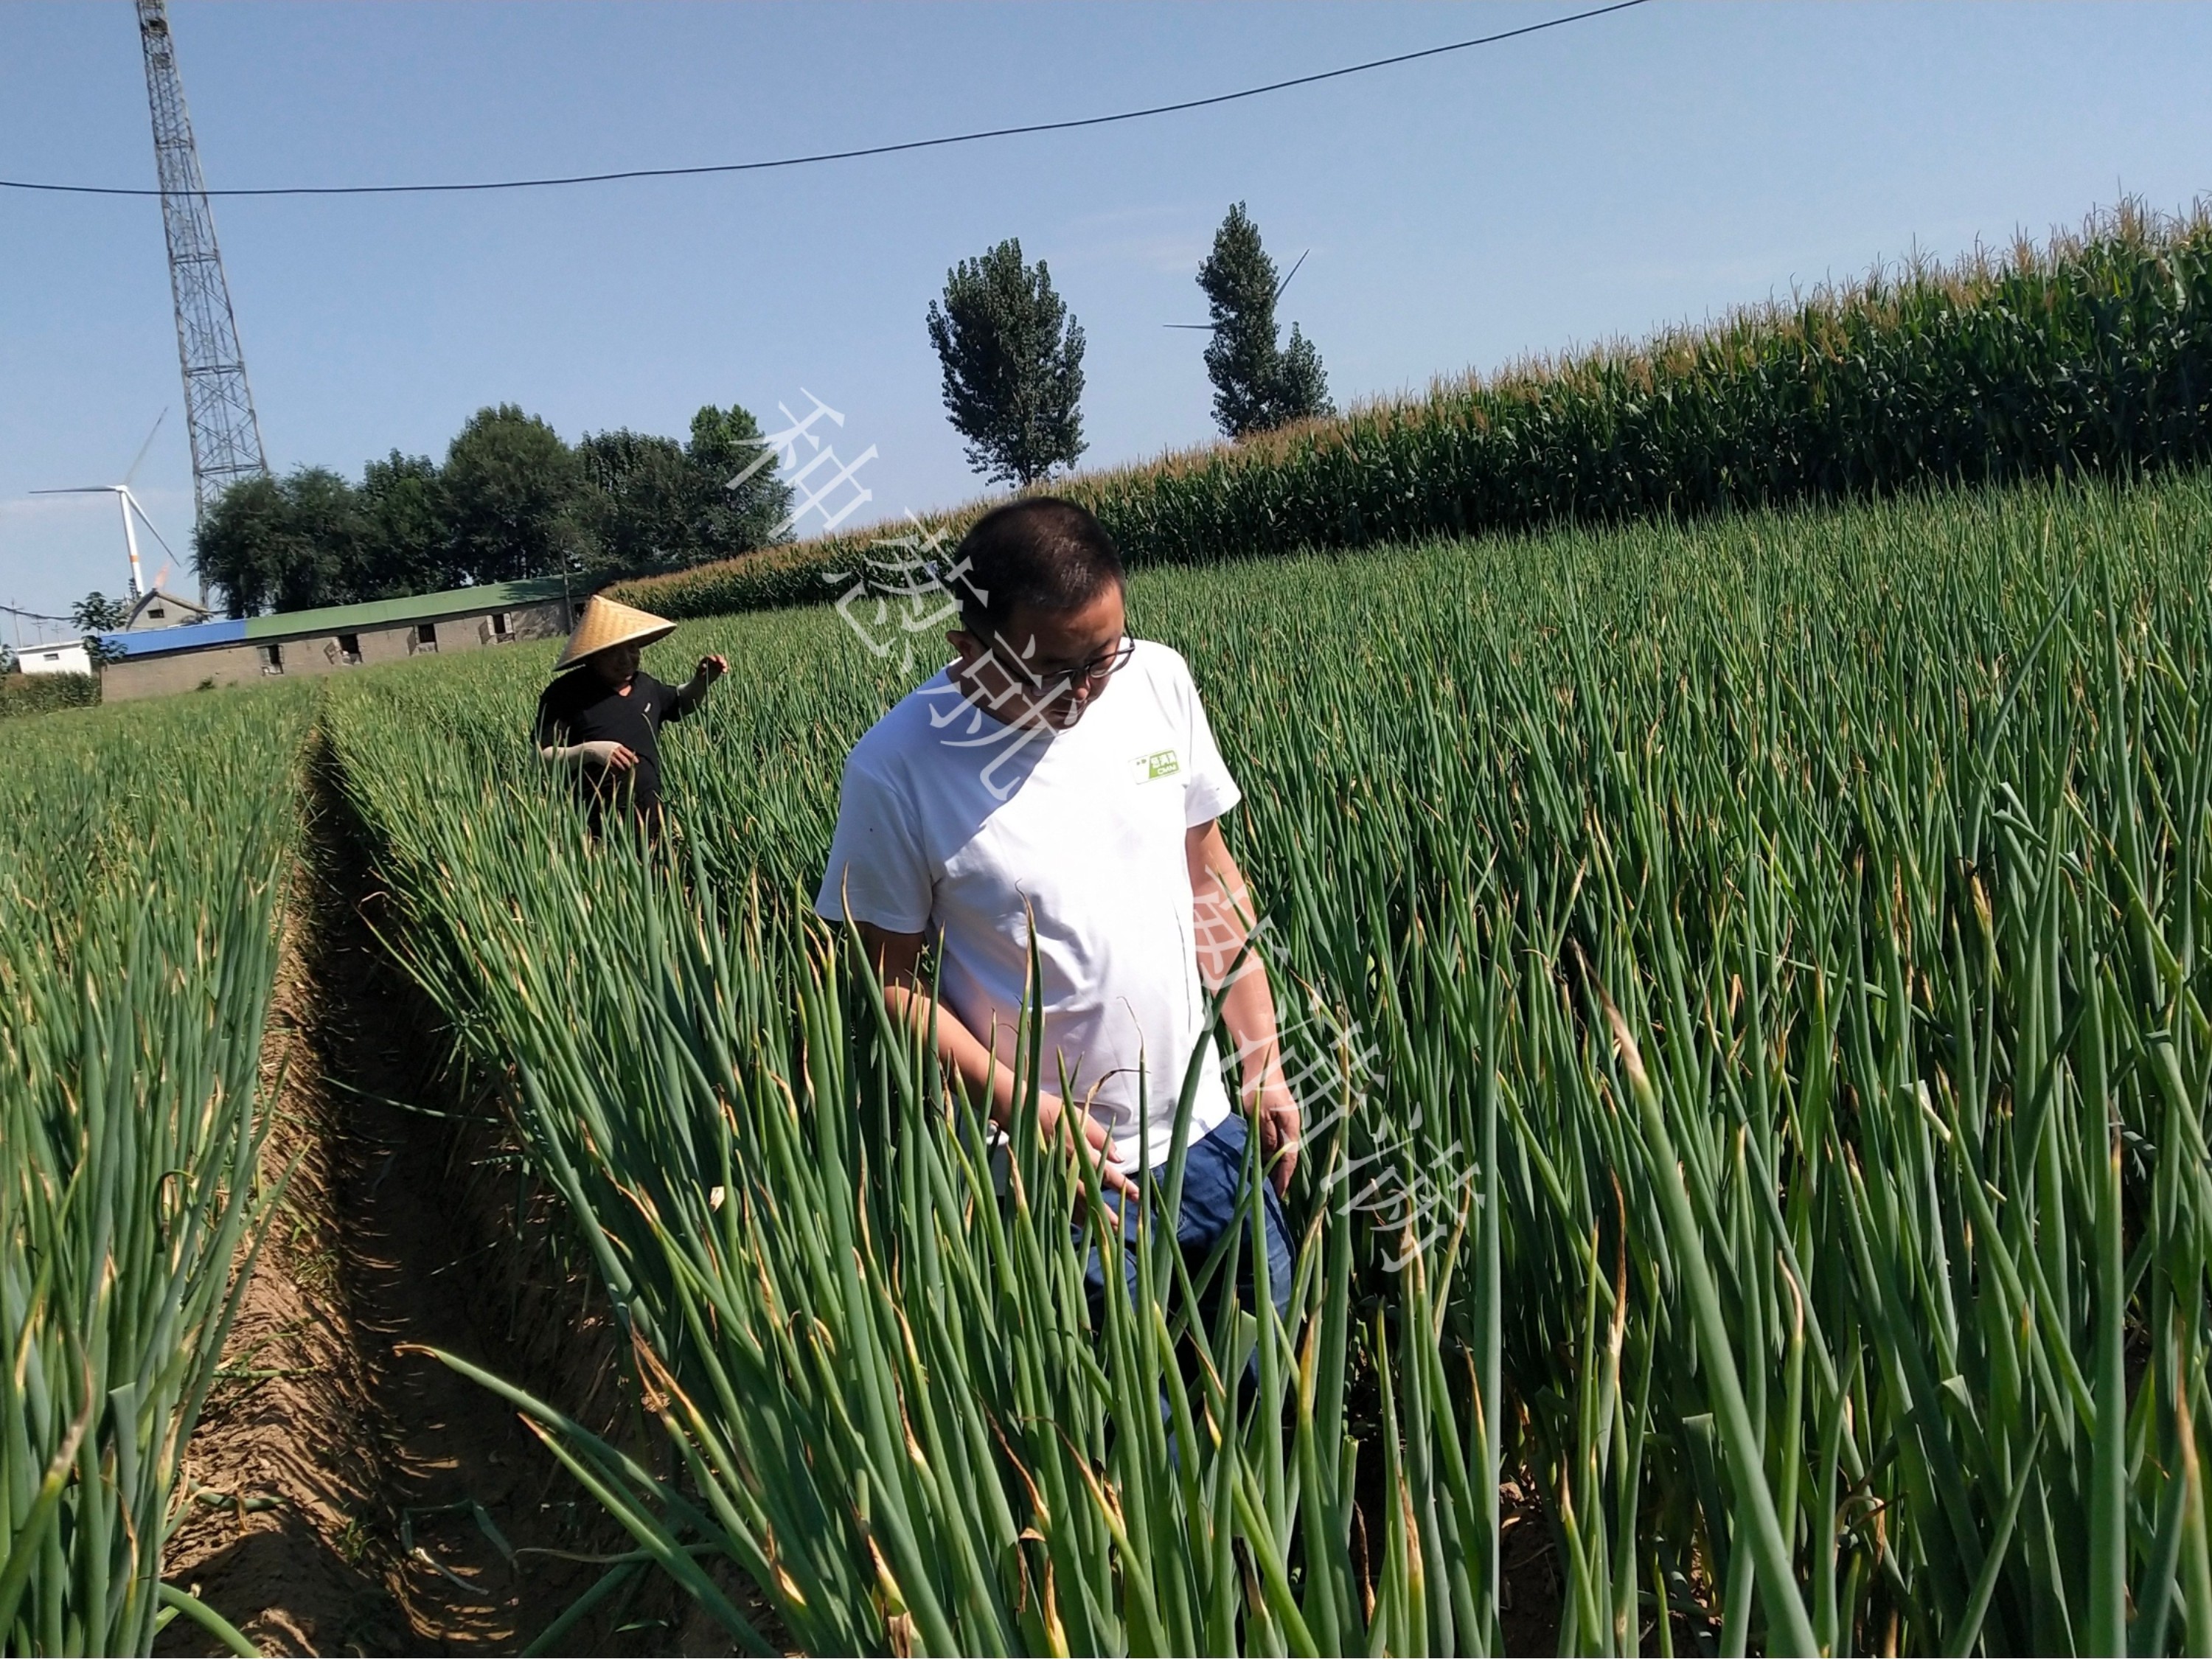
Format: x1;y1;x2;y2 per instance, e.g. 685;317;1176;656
534;594;728;835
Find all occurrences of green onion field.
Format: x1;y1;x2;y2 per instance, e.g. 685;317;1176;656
8;470;2212;1655
1;693;309;1655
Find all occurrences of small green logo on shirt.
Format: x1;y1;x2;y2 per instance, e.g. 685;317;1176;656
1132;748;1180;783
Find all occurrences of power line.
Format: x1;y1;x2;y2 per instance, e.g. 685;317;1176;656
1;0;1649;201
1;601;80;625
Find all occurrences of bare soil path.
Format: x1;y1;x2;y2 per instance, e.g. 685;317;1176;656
161;742;657;1655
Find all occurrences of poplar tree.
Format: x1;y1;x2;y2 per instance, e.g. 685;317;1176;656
927;239;1088;487
1198;203;1333;438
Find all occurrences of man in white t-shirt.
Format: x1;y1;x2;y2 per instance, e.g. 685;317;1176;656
815;497;1296;1315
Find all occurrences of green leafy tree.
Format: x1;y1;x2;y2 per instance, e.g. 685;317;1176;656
576;404;793;580
926;239;1087;487
195;400;789;613
442;405;589;584
195;468;368;616
271;467;367;610
195;476;286;616
358;451;451;598
686;403;795;558
577;429;697;577
69;592;130;633
1198;203;1333;438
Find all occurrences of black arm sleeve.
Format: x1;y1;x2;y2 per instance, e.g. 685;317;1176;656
655;672;697;726
533;684;570;748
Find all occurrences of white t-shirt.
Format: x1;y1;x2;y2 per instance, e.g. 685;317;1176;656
815;640;1241;1167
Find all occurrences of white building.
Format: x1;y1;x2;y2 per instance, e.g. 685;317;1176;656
18;641;91;677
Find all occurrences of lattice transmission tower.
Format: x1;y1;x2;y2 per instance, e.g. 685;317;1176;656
136;0;267;538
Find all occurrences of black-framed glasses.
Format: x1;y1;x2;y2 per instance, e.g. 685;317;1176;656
995;634;1137;692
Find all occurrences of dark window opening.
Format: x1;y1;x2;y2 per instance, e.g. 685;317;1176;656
260;644;284;675
337;633;363;664
147;606;165;620
491;611;512;640
417;623;436;644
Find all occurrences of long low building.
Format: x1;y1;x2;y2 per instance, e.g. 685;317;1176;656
95;577;577;702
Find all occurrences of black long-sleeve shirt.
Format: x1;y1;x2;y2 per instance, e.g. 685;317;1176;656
533;669;692;829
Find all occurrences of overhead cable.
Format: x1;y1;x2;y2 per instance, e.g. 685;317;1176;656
0;0;1648;200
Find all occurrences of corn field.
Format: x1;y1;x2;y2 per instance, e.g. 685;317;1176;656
274;470;2212;1655
0;692;309;1656
616;203;2212;622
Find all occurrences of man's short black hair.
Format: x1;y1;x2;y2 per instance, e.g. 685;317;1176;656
947;497;1124;642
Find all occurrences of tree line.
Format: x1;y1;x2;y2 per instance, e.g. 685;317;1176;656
194;402;794;618
184;201;1326;618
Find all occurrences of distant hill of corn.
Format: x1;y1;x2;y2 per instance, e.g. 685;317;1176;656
611;201;2212;619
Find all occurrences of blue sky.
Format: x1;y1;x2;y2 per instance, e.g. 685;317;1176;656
3;1;2209;639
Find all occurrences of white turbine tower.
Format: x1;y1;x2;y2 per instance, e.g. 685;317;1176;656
33;411;182;608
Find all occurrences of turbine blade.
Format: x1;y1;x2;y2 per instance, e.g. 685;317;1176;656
1273;248;1310;302
123;490;181;565
124;408;170;489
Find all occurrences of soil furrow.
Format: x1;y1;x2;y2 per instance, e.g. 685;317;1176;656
161;737;660;1655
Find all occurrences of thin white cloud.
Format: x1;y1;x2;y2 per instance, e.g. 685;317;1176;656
1054;202;1217;275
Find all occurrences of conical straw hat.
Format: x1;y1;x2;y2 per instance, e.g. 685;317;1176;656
554;594;678;672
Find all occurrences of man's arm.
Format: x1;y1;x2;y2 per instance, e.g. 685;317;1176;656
1187;818;1298;1194
855;921;1134;1196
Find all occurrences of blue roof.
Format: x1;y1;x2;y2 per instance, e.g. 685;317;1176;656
94;618;246;658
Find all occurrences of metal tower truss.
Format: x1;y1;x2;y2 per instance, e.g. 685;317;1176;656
136;0;267;527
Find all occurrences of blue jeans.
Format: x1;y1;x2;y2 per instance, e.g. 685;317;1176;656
1080;1112;1294;1324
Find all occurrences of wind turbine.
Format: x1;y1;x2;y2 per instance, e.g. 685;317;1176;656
32;411;182;607
1164;248;1310;331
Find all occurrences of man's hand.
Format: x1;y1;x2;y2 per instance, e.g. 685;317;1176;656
855;920;1137;1200
1037;1091;1137;1199
1252;1070;1300;1195
695;653;728;684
